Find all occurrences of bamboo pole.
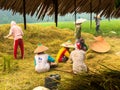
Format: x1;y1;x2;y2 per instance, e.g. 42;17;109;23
23;0;26;30
52;0;58;27
90;0;92;29
74;0;77;24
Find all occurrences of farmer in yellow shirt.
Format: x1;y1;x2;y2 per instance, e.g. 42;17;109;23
56;40;74;63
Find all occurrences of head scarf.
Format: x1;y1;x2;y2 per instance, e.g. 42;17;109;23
11;21;16;27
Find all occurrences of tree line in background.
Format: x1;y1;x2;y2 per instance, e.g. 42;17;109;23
0;10;117;24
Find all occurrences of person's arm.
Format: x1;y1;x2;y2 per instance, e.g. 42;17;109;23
69;52;73;64
82;43;88;51
64;50;70;58
48;55;55;62
4;28;13;38
34;57;36;66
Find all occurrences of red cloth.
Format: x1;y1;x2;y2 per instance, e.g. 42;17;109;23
76;43;81;50
14;39;24;59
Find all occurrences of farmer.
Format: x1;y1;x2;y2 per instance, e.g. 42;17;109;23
56;40;74;63
34;44;57;73
76;37;88;51
94;14;101;33
74;18;86;43
69;42;88;74
4;21;24;59
74;18;88;50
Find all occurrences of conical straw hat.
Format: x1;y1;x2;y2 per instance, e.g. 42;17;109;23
94;15;101;18
93;36;103;41
34;44;48;54
60;40;75;48
90;36;110;53
75;18;87;25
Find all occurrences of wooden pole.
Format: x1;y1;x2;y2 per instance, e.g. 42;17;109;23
98;0;101;13
55;0;58;27
90;0;92;29
53;0;58;27
23;0;26;30
74;0;76;24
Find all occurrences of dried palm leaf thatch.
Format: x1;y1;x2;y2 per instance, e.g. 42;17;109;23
0;0;120;19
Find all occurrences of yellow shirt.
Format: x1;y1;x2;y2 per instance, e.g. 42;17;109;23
56;47;70;62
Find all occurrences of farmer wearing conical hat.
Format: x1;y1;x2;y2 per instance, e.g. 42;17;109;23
69;42;88;74
74;18;88;51
34;44;57;73
4;21;24;59
74;18;86;41
56;40;74;63
94;14;101;33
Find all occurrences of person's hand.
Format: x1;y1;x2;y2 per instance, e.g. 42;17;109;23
4;36;8;38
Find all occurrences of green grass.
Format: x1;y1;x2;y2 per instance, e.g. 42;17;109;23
36;21;75;30
0;20;120;90
37;19;120;37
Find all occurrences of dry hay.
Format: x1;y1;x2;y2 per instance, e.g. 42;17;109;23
0;24;120;89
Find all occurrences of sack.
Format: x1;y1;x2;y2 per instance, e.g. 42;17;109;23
44;74;61;90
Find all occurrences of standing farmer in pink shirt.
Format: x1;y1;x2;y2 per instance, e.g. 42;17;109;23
4;21;24;59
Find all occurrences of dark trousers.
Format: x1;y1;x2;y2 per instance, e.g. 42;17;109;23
96;25;100;32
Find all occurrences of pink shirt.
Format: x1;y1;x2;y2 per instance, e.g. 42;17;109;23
9;21;23;40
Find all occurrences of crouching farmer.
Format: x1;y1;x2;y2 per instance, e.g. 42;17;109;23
69;42;88;74
34;44;57;73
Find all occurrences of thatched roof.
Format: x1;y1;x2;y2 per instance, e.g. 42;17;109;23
0;0;120;28
0;0;120;18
